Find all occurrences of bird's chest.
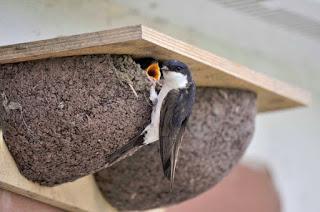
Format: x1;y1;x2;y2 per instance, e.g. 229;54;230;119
157;86;171;110
143;82;184;144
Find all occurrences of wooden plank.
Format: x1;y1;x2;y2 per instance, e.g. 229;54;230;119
140;26;311;112
0;130;115;212
0;25;310;112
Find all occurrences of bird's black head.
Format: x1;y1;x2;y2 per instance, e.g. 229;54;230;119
161;60;192;82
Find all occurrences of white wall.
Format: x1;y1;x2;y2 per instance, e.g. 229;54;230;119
1;1;319;212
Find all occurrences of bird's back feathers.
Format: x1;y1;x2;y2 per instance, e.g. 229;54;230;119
159;82;196;188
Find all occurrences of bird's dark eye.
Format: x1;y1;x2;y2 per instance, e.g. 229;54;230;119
175;66;183;71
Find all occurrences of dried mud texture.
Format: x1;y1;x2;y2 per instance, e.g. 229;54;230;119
0;55;152;186
95;88;257;211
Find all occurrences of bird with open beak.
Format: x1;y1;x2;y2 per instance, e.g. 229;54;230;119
110;59;196;188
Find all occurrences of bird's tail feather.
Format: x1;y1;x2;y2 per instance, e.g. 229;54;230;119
163;150;179;191
107;132;145;164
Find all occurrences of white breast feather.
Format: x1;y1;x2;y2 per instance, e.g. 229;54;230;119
143;72;188;144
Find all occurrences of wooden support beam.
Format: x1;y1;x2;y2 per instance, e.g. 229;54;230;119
0;25;311;112
0;131;115;212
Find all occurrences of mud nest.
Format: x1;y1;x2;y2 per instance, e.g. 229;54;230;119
95;88;257;211
0;55;152;186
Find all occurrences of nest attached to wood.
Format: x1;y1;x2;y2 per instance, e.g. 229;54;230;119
0;55;151;186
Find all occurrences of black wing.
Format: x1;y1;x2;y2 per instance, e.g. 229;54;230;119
107;131;145;164
159;83;195;187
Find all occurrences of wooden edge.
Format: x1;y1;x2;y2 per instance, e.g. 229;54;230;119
0;130;116;212
140;25;312;108
146;209;166;212
0;25;143;64
0;24;311;112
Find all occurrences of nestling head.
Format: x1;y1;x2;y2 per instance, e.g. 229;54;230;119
146;62;161;81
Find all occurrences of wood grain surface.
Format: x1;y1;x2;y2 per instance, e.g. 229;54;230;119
0;25;311;112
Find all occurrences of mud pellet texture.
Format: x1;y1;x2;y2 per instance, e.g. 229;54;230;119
0;55;151;186
95;88;256;211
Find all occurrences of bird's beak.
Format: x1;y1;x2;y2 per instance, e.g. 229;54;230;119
161;65;169;72
146;62;161;81
160;65;169;80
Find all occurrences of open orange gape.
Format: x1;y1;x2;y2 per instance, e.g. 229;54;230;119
146;62;161;81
